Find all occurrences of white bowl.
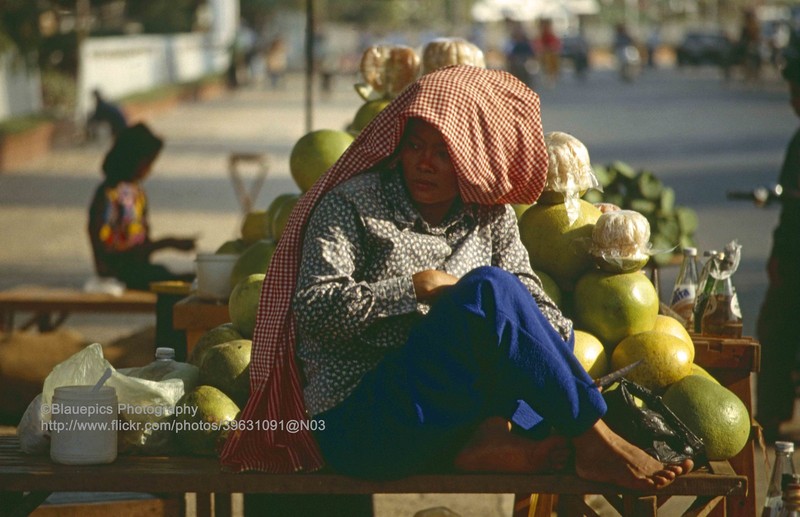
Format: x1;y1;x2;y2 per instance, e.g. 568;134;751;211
194;253;239;300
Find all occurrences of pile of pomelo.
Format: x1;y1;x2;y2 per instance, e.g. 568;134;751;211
520;132;750;461
172;273;264;456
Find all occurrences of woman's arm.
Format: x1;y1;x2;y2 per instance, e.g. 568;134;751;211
294;192;425;342
490;205;573;339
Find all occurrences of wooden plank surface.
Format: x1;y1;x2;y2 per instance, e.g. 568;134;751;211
0;437;746;497
172;296;230;330
0;285;156;313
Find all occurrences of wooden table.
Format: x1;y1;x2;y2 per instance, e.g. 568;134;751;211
0;285;156;333
171;295;231;356
0;435;746;517
690;333;760;517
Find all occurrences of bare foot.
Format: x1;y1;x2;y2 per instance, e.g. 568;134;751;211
573;419;693;490
454;417;570;473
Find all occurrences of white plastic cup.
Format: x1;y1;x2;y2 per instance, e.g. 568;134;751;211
194;253;239;300
50;385;118;465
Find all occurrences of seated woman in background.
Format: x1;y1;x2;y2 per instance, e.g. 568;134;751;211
88;122;196;291
221;65;692;489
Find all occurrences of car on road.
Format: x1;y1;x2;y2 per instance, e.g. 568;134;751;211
675;30;734;67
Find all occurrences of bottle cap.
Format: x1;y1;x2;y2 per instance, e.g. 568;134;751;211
155;347;175;360
776;440;795;453
682;247;697;256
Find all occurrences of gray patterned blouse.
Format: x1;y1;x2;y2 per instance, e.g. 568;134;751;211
293;167;572;416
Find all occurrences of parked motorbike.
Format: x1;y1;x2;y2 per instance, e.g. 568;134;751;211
727;183;784;207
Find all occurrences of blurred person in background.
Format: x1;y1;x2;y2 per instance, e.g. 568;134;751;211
756;40;800;441
265;36;288;89
505;21;536;87
534;18;562;86
88;123;196;291
737;8;763;84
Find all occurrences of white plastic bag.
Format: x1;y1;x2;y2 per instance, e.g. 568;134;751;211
21;343;186;455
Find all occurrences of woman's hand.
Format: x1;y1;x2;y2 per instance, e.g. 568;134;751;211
412;270;458;301
767;256;781;286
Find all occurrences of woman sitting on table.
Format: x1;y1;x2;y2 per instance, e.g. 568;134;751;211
88;123;196;291
221;65;692;489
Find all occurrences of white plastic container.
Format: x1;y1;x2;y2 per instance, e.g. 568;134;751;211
194;253;239;300
50;385;118;465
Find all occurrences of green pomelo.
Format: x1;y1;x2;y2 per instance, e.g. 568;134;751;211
189;323;244;367
611;330;693;391
533;269;562;308
271;194;300;242
351;99;391;132
690;363;721;384
573;270;659;350
174;385;240;456
240;211;271;244
652;314;694;361
537;189;589;205
229;273;265;338
215;239;249;255
518;200;601;291
573;330;609;379
289;129;354;192
266;193;300;232
230;239;276;288
512;204;532;220
199;339;252;407
663;375;750;460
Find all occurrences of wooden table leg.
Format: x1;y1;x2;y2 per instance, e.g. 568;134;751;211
622;494;657;516
195;492;212;517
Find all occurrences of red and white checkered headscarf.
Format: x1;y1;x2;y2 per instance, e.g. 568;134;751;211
220;65;548;473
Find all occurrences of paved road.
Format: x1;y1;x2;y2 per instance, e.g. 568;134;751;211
0;66;788;515
2;65;792;335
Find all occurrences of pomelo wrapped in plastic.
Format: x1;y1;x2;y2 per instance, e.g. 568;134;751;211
539;131;601;224
589;209;653;273
421;37;486;74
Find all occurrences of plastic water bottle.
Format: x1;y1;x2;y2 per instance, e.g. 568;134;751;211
669;247;698;330
764;441;797;517
119;347;199;390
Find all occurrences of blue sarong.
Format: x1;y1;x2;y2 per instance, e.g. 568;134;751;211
314;266;607;479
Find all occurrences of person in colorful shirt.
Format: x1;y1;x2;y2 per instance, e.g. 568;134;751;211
88;123;195;290
756;45;800;441
221;66;692;491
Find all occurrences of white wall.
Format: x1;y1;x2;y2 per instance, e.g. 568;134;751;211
0;53;42;120
76;32;231;120
0;0;239;124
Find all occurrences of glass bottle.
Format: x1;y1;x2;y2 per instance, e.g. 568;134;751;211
779;474;800;517
670;247;699;330
693;250;718;334
763;441;797;517
700;271;743;338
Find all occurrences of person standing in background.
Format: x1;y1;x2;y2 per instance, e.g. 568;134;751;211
756;44;800;441
535;18;562;87
265;36;288;89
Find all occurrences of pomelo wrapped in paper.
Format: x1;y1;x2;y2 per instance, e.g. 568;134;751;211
357;45;420;100
589;209;654;273
539;132;601;224
421;37;486;74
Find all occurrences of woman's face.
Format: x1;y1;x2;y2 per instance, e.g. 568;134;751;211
399;119;459;222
